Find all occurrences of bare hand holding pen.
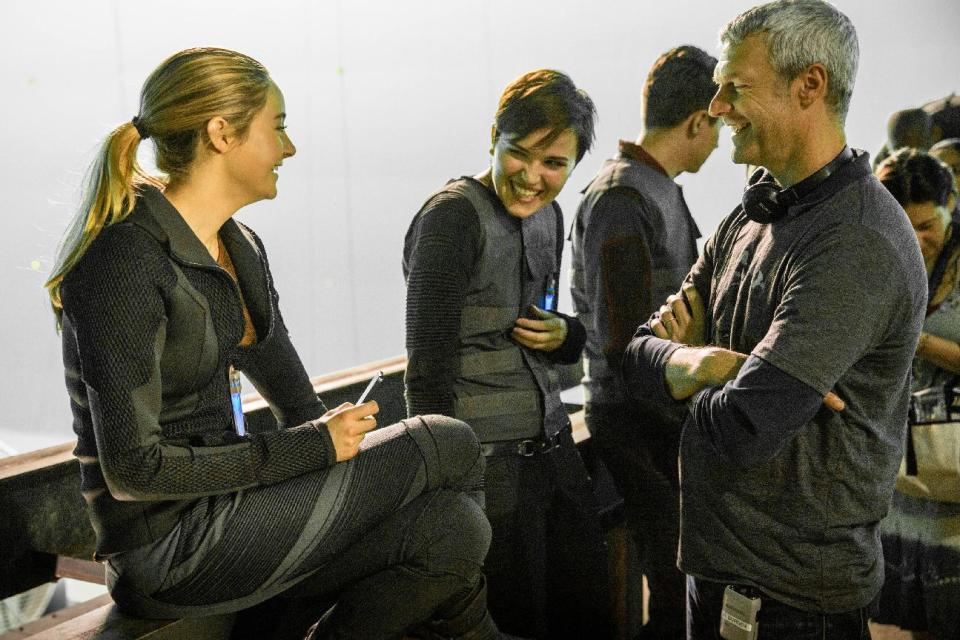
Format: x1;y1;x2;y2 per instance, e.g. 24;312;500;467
313;401;379;462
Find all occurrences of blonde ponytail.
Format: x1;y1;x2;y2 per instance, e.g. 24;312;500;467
45;121;161;325
45;47;271;328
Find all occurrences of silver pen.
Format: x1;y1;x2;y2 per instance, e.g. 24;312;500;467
356;370;384;404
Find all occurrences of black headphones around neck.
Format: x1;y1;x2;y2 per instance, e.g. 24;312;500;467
742;147;856;224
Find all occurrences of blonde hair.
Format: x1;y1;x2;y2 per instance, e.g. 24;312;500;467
46;47;272;325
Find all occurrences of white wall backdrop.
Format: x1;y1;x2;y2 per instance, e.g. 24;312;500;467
2;0;958;450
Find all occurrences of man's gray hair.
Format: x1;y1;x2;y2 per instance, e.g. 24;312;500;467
720;0;859;121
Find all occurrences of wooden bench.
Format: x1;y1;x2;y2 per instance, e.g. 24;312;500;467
0;356;631;640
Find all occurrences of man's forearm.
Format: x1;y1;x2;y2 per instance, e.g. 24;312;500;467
664;346;747;400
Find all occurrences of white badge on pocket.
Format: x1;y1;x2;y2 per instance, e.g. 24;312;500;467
719;585;761;640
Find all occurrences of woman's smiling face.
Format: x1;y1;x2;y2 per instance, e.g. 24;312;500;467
489;126;577;219
224;83;296;205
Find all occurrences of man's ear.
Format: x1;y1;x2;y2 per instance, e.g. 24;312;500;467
489;124;498;156
206;116;233;153
796;63;828;109
686;110;708;138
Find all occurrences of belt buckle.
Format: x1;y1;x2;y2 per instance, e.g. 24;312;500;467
516;439;539;457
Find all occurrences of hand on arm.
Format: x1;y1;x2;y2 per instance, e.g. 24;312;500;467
512;305;568;352
651;282;707;346
649;282;745;400
665;345;844;410
314;401;379;462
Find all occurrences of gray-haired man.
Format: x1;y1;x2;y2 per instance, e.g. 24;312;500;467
622;1;926;637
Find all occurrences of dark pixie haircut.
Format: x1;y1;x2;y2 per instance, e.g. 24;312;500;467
876;147;955;207
494;69;597;163
644;45;719;129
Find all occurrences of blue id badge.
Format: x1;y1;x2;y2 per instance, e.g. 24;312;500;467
540;274;558;312
229;366;246;436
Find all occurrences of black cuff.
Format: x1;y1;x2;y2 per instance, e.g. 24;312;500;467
548;311;586;364
621;334;684;409
254;422;337;484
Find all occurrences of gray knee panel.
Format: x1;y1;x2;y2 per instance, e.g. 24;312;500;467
405;415;485;496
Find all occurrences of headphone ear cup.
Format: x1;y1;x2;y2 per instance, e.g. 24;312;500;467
742;181;785;224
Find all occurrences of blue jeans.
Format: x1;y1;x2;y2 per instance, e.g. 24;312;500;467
687;576;872;640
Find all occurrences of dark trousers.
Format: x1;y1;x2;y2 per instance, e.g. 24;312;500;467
687;577;873;640
112;416;493;639
483;427;614;640
586;401;686;639
285;489;493;639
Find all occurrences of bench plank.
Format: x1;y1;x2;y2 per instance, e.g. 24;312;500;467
0;594;114;639
23;605;233;640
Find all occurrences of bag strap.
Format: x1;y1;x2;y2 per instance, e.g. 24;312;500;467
905;424;918;476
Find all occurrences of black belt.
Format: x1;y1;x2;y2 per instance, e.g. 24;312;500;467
481;427;566;458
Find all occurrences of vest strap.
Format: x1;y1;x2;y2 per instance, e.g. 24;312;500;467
460;348;524;377
460;305;517;335
455;390;540;420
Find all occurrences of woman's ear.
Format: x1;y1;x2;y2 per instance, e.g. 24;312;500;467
206;116;233;153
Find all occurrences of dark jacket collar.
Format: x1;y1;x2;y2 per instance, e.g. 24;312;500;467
130;184;215;266
618;140;669;178
129;184;273;340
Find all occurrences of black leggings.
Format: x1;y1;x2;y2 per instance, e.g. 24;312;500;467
106;415;490;638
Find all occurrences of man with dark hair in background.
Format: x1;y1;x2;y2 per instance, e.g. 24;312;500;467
924;93;960;143
874;95;960;169
873;108;933;169
888;108;934;150
622;0;927;637
570;44;720;639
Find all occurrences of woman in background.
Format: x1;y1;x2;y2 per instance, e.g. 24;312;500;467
46;47;503;640
874;147;960;640
931;138;960;216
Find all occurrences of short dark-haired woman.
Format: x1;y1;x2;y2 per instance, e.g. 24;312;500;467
46;47;503;639
403;69;613;639
873;147;960;639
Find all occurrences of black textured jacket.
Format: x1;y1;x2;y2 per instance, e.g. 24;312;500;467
60;185;333;556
